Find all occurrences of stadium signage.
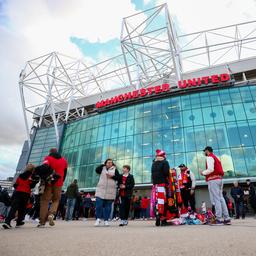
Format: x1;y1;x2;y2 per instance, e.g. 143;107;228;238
95;73;231;109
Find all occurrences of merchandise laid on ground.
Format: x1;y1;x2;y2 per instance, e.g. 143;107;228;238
15;4;256;208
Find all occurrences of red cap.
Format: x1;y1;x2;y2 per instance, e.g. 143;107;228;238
156;149;166;158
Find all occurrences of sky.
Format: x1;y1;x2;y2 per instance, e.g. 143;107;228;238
0;0;255;179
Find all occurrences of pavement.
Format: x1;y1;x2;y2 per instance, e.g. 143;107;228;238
1;218;256;256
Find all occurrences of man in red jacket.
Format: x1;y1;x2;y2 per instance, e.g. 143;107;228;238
3;164;36;229
200;146;231;225
38;148;68;227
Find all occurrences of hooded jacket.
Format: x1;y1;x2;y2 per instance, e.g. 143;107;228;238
151;157;170;185
43;152;68;187
66;182;79;199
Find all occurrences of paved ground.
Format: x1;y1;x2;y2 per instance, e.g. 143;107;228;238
1;218;256;256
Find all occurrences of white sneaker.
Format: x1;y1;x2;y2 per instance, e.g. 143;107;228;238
25;215;30;222
94;219;101;226
104;221;110;226
83;218;87;222
32;218;39;224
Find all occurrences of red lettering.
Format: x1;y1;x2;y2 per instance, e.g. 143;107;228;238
147;87;154;95
178;80;187;88
187;79;197;87
197;77;202;86
162;83;170;92
118;95;124;102
154;85;162;94
105;99;110;106
211;75;219;83
202;76;209;85
110;96;119;104
96;101;103;108
101;100;106;107
123;92;133;100
220;73;230;82
140;88;148;97
132;90;139;98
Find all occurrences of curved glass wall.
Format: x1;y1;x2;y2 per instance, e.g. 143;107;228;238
60;85;256;189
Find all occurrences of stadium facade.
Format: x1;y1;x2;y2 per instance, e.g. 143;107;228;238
15;4;256;206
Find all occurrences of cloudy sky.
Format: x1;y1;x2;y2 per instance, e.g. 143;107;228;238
0;0;255;179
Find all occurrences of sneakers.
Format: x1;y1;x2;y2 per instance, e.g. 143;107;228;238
32;218;39;224
2;222;12;229
94;219;110;227
48;214;55;226
224;219;232;225
119;220;128;226
94;218;101;226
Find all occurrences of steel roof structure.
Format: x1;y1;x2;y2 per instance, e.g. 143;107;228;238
18;3;256;146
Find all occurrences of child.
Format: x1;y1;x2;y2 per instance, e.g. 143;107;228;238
118;165;135;226
3;164;37;229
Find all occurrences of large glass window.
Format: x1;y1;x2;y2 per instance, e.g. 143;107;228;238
57;84;256;189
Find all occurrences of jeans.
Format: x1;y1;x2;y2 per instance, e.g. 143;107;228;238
65;198;76;220
208;179;230;221
140;208;147;219
95;197;113;221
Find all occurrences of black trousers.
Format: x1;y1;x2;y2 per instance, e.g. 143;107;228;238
5;192;30;225
84;207;90;218
32;195;40;219
181;189;196;212
119;196;131;221
56;203;66;220
235;201;245;218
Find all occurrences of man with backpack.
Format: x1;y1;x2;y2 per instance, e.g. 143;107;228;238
200;146;231;225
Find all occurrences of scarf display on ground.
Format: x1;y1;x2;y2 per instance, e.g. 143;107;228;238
150;168;209;225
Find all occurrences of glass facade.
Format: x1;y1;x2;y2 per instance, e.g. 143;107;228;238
29;84;256;189
28;125;64;166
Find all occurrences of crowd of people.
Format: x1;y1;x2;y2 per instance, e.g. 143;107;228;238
1;146;256;229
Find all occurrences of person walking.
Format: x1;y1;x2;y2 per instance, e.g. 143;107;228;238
178;164;196;212
200;146;231;225
2;164;36;229
118;165;135;226
151;149;170;226
65;179;79;221
38;148;68;227
231;181;245;219
94;159;119;226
